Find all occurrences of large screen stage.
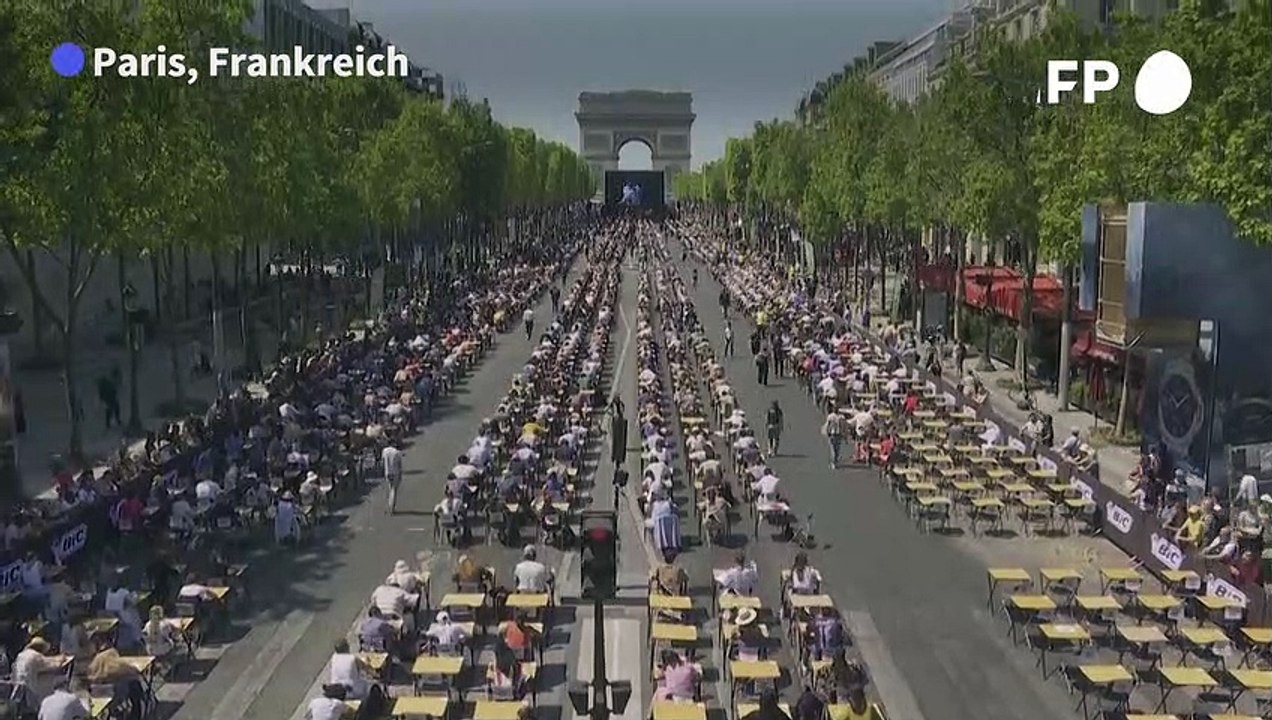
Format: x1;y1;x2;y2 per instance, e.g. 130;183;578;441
605;170;665;208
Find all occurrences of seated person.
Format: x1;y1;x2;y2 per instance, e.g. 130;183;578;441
357;606;394;653
328;639;371;700
14;637;59;707
805;607;848;661
452;555;492;591
512;546;554;593
177;573;220;603
654;649;701;701
730;608;766;661
488;643;525;697
386;560;422;595
142;606;180;660
423;611;470;651
85;634;146;718
370;578;419;631
500;613;540;658
39;676;91;720
813;648;869;703
787;552;822;596
305;684;350;720
716;552;759;596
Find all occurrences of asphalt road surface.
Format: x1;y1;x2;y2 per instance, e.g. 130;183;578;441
172;236;1087;720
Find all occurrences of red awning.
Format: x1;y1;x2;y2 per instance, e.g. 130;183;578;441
1071;327;1122;364
962;266;1064;321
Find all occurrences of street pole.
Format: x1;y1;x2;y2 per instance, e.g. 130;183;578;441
1057;264;1074;411
591;596;610;720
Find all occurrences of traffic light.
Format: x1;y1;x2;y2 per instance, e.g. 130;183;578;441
580;511;618;600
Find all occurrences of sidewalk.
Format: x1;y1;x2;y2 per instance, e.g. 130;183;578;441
11;314;279;500
944;352;1140;497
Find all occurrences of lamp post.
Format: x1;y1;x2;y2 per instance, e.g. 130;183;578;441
975;272;996;372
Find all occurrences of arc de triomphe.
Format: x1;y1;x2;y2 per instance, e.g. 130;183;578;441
575;90;694;195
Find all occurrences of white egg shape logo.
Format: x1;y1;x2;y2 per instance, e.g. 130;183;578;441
1134;50;1192;115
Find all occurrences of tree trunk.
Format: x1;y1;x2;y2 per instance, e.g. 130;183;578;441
61;324;83;462
162;255;187;413
150;253;161;322
117;253;141;435
26;250;47;361
876;227;888;319
181;245;192;319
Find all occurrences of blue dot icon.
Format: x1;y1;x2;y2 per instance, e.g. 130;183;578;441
50;43;85;77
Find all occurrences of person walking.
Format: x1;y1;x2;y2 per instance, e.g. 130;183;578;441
755;352;769;386
382;443;403;515
96;369;121;430
766;401;784;456
749;331;762;357
723;321;735;357
822;407;844;469
523;308;535;340
692;268;699;288
549;286;560;314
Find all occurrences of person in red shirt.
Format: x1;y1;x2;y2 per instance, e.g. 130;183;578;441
902;390;920;416
1230;549;1262;586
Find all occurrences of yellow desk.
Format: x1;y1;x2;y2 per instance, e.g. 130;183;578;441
505;593;550;610
913;410;937;420
986;568;1031;609
904;482;939;494
1028;468;1058;481
440;593;486;608
391;696;450;718
649;595;694;611
1138;594;1182;611
1180;627;1229;645
360;653;389;672
90;697;114;719
82;618;120;635
1161;570;1201;591
729;660;780;680
1228;668;1272;691
411;655;465;676
1074;664;1135;720
1240;627;1272;667
1039;624;1090;676
952;445;981;455
1117;625;1168;645
938;467;970;479
951;481;985;494
651;701;707;720
1000;482;1034;495
651;623;699;643
1009;594;1057;611
1100;567;1143;593
789;594;834;611
120;656;156;676
1156;667;1216;712
1075;595;1122;612
1040;568;1083;590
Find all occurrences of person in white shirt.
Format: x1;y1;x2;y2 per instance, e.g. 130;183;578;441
38;677;89;720
513;545;554;593
15;638;57;704
381;444;403;515
752;469;780;501
104;579;142;648
717;553;759;596
1203;527;1239;562
195;478;222;504
1060;428;1082;457
304;685;348;720
451;456;480;483
177;574;218;602
370;579;418;631
424;610;471;648
328;640;369;699
169;494;195;533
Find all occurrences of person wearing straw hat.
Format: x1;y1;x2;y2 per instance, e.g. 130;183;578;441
732;607;765;661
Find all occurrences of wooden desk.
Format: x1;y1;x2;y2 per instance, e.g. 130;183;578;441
788;594;834;611
651;701;707;720
1075;596;1122;612
1009;595;1057;611
1156;667;1216;711
473;701;525;720
651;623;699;643
440;593;486;608
729;660;780;680
82;618;120;635
649;595;693;611
719;595;763;611
411;655;465;676
391;696;450;718
505;593;550;610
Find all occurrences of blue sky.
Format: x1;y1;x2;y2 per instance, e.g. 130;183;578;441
311;0;951;167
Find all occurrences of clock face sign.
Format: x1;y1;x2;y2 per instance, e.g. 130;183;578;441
1158;358;1204;451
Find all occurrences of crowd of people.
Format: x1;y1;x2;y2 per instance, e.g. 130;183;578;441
0;220;592;720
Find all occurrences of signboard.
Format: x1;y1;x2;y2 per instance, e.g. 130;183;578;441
51;522;88;563
0;560;22;590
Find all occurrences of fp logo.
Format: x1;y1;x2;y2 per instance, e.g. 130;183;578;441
1045;50;1192;115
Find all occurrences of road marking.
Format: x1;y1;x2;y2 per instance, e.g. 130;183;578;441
844;611;927;720
209;609;315;720
577;616;644;720
607;296;634;406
